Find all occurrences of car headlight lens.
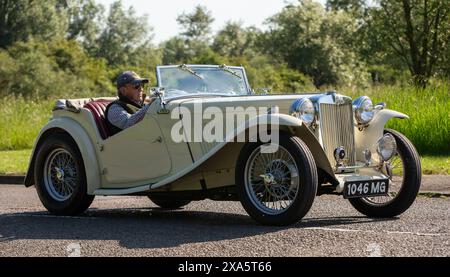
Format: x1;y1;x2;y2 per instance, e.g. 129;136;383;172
353;96;374;125
377;134;397;161
290;98;315;125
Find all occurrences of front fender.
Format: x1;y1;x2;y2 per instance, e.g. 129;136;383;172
24;117;101;195
150;114;330;190
355;109;409;161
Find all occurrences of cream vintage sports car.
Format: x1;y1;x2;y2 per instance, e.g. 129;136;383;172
24;64;421;226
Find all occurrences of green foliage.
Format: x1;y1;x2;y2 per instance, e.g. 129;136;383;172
262;0;370;88
66;0;105;53
0;83;447;156
238;55;315;93
176;5;214;42
0;0;68;48
370;1;449;86
95;1;154;66
0;39;115;98
212;22;259;58
343;82;450;155
0;149;32;174
0;96;53;151
163;5;216;65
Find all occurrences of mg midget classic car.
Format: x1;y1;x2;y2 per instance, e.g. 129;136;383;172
24;64;421;226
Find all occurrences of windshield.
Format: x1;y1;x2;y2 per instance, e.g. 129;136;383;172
157;65;249;98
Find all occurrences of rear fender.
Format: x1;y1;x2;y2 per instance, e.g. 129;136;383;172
24;117;101;195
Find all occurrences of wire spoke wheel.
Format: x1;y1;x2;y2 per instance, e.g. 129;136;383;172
348;129;421;218
43;148;77;202
364;152;405;205
245;145;300;215
236;132;318;226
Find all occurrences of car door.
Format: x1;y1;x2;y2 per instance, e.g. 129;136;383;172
99;114;172;186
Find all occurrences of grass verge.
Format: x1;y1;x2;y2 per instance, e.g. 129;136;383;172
0;149;32;175
0;149;447;175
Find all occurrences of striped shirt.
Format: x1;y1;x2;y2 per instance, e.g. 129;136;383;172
107;103;151;130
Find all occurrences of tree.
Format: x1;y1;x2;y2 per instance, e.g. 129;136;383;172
371;0;449;87
212;22;259;58
95;0;154;66
176;5;214;42
161;37;190;64
326;0;367;17
65;0;104;53
0;0;68;48
262;0;369;87
1;38;114;98
163;5;215;64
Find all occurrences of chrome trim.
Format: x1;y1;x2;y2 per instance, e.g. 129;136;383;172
353;96;375;126
319;102;356;168
336;163;380;172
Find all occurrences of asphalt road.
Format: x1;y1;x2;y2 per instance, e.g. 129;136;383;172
0;185;448;257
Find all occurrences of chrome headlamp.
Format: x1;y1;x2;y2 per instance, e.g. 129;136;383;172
377;134;397;161
353;96;375;125
290;98;315;126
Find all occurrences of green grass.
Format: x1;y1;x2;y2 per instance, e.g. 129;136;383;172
0;149;447;175
0;96;53;151
343;82;450;156
421;155;450;175
0;149;32;174
0;82;448;173
1;83;448;155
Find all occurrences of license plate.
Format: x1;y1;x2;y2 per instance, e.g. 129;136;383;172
343;179;390;199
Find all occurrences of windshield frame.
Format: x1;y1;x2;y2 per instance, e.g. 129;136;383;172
156;65;253;97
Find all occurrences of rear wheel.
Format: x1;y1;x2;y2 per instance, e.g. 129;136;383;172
148;197;191;209
34;133;94;215
349;129;421;217
236;132;318;226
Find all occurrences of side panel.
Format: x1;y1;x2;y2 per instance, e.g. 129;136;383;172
99;115;172;186
93;114;308;195
93;113;337;195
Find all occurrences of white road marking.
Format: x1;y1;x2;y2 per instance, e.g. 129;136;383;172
304;227;444;237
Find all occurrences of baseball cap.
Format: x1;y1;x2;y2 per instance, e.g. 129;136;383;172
116;71;149;89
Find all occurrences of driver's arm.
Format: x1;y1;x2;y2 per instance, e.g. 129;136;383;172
108;104;151;130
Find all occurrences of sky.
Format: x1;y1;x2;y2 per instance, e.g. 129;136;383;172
96;0;326;44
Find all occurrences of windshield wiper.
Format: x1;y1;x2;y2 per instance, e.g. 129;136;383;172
219;64;242;79
178;64;204;80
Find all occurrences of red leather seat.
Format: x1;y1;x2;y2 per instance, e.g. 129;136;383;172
84;101;111;140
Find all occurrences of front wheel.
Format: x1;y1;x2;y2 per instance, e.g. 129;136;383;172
349;129;422;217
236;132;318;226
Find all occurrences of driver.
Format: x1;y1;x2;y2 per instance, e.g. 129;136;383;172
105;71;156;136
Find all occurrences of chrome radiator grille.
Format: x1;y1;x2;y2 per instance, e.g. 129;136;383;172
319;103;356;167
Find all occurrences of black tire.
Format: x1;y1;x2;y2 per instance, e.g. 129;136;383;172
148;197;191;209
236;132;318;226
349;129;422;217
34;133;94;215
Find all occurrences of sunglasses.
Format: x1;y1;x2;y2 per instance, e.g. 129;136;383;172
132;83;144;90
